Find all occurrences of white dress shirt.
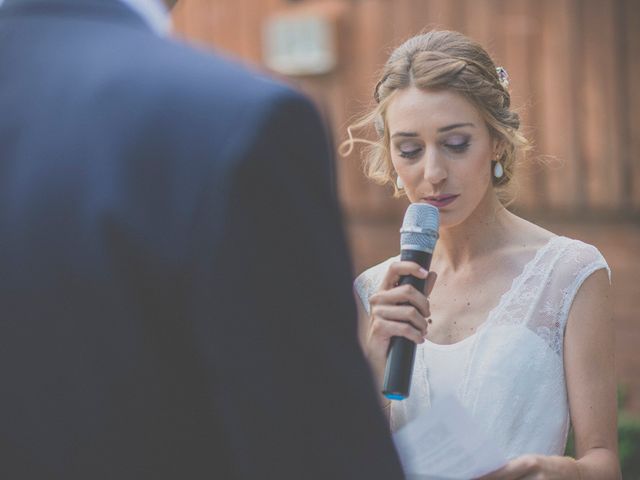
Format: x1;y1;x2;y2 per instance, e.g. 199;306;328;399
0;0;172;36
118;0;171;35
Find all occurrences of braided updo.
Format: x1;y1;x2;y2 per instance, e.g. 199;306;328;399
341;30;530;201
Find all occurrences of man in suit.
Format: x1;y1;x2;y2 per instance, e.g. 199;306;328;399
0;0;403;478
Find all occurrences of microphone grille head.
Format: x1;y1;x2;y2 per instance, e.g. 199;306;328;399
400;203;440;253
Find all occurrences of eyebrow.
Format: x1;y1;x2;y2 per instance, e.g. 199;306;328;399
391;123;476;139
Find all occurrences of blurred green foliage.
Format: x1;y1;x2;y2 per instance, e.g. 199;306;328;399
565;385;640;478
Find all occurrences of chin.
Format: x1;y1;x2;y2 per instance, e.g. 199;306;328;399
437;209;471;229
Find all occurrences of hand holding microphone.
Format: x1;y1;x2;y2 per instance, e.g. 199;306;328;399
363;204;440;399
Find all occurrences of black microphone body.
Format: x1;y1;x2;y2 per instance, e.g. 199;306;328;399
382;249;433;400
383;203;439;400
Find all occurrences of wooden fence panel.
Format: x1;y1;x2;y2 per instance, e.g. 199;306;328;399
538;0;579;212
622;0;640;210
171;0;640;412
581;0;622;211
172;0;639;219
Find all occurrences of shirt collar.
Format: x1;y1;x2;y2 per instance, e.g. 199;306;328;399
117;0;171;35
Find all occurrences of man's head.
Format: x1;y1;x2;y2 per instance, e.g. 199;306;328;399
163;0;178;9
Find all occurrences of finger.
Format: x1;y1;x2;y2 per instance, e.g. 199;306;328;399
474;457;537;480
370;284;430;318
380;261;428;290
370;317;426;345
424;271;437;297
371;305;428;334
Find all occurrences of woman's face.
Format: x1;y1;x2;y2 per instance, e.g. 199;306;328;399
386;86;497;228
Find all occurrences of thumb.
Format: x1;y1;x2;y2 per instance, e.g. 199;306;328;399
424;271;437;297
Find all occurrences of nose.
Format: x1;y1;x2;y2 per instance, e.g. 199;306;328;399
423;146;447;185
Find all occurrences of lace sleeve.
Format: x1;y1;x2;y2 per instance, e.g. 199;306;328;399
526;238;611;356
558;242;611;326
353;256;399;315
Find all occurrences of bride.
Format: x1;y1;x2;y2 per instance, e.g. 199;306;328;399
345;30;621;479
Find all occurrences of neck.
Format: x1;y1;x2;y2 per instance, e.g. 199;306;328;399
433;187;513;272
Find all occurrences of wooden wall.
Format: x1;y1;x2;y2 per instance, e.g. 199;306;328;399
172;0;640;413
172;0;640;221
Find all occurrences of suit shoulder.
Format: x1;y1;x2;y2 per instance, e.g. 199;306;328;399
116;34;307;113
87;32;319;155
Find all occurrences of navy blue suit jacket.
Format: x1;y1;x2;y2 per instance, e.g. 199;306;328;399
0;1;403;478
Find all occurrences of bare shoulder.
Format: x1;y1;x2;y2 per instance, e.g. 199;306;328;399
492;212;558;273
572;268;611;307
506;212;557;249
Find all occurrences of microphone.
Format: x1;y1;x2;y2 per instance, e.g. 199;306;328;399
383;203;439;400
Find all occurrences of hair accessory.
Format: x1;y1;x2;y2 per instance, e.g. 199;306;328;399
494;161;504;179
396;176;405;189
496;66;510;89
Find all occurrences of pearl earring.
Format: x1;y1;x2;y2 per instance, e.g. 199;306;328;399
396;176;405;189
493;161;504;179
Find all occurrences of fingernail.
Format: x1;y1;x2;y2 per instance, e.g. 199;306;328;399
418;268;428;277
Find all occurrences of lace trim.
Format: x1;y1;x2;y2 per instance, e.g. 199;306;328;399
484;236;561;331
459;235;562;408
354;256;399;314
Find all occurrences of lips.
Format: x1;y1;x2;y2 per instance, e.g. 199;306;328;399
425;194;457;201
422;194;459;208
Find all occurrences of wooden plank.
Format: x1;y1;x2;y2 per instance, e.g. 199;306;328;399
409;0;432;35
429;0;465;31
426;0;459;31
580;0;621;211
193;0;216;48
172;0;635;218
463;0;495;49
338;0;398;218
391;0;417;45
235;0;259;63
486;0;507;67
537;0;578;212
622;0;640;211
499;0;540;211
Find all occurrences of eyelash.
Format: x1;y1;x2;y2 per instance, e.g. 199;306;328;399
399;149;421;159
446;142;470;153
398;142;470;158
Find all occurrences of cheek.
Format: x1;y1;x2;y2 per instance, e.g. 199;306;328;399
457;149;492;185
391;156;417;182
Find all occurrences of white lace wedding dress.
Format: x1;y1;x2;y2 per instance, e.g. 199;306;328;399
354;235;610;460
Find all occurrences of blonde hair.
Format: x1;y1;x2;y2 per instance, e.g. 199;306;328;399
340;30;530;203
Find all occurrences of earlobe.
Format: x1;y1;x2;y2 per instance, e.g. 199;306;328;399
492;138;502;159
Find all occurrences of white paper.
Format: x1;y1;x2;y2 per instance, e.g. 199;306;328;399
392;394;507;479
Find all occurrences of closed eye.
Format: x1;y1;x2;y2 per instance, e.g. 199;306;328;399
444;142;470;153
398;148;422;159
